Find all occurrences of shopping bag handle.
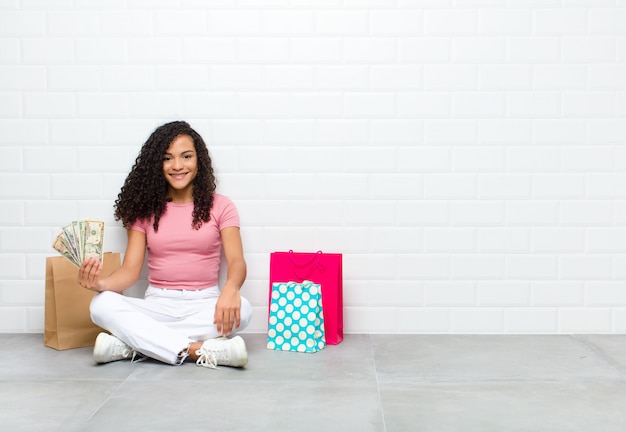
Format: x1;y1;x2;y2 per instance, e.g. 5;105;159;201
289;250;325;280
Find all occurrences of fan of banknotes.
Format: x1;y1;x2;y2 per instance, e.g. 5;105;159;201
52;220;105;268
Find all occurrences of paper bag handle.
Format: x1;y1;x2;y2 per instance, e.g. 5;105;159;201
288;250;325;280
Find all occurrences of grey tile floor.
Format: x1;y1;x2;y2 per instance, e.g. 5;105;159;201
2;333;626;431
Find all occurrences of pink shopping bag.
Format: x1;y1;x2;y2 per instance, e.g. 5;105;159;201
269;250;343;345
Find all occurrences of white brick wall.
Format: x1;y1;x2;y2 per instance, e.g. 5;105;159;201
1;1;626;334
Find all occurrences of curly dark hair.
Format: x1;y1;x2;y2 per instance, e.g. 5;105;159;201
114;121;217;232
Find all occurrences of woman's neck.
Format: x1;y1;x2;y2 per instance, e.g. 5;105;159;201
167;191;193;204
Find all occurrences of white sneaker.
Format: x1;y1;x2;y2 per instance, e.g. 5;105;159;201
195;336;248;369
93;332;135;364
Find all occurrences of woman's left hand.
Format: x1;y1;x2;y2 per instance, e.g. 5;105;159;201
214;286;241;336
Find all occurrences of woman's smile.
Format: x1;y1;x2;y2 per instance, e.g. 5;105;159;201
169;172;188;180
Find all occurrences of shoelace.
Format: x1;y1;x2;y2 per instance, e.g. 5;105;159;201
111;342;133;360
195;349;218;369
130;350;147;364
195;344;229;369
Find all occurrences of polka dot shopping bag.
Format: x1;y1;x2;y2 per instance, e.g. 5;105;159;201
267;280;326;353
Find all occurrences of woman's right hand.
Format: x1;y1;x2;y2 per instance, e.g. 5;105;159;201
78;257;105;292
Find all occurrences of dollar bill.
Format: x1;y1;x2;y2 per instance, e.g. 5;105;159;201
72;220;83;262
62;224;80;263
77;219;85;262
52;234;80;268
83;219;104;263
52;219;105;267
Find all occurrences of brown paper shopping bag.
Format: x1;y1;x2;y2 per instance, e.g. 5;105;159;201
44;252;121;350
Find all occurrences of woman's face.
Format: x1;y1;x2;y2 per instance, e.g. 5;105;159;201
162;134;198;201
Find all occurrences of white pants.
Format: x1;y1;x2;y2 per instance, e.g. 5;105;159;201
90;286;253;365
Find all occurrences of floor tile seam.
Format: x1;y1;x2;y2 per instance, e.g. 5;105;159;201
370;334;389;432
80;373;135;427
0;377;131;383
571;335;626;379
122;378;380;386
88;375;626;385
376;377;626;385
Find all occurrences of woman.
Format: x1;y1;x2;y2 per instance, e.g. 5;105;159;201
77;121;252;369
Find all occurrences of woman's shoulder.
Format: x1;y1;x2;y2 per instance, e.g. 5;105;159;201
211;193;240;225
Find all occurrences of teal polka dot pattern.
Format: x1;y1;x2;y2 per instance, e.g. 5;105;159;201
267;281;326;353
